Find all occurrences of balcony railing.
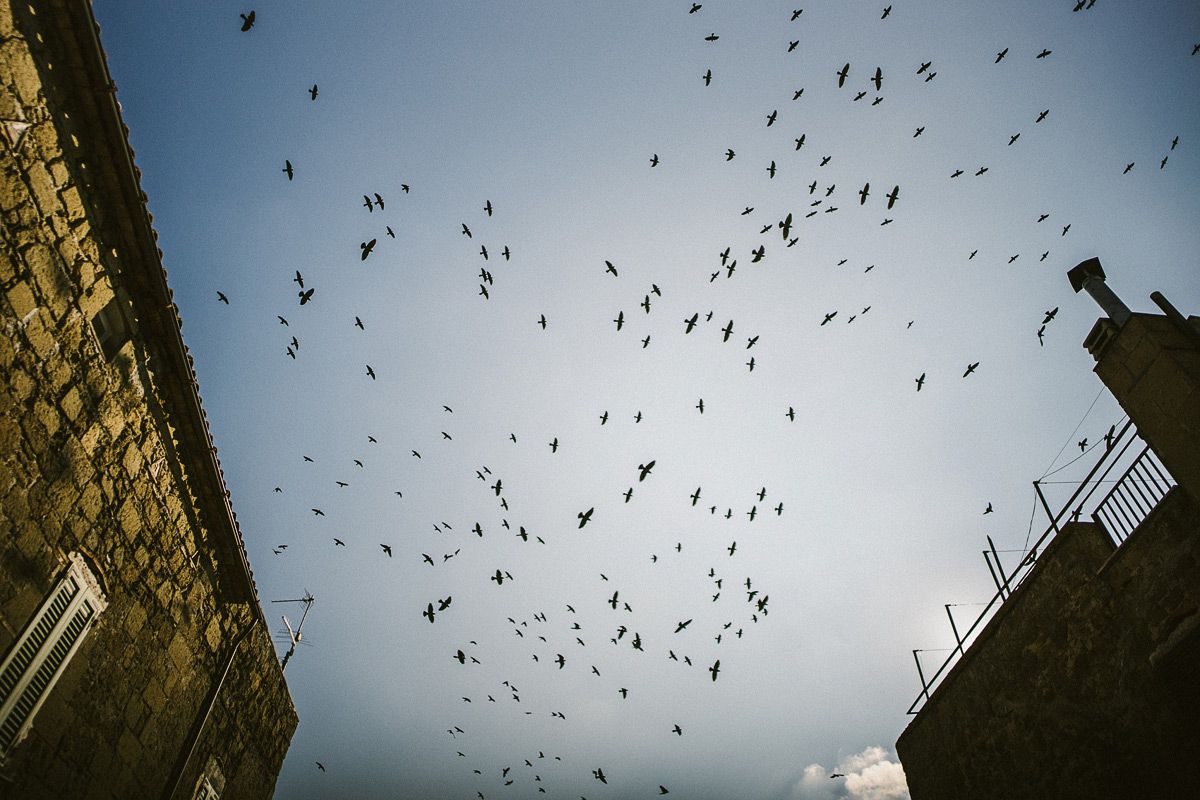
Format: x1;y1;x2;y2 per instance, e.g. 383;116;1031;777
1092;445;1174;544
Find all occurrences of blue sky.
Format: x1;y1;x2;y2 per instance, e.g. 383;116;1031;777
95;2;1198;798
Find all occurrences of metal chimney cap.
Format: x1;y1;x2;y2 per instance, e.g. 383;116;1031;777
1068;257;1105;293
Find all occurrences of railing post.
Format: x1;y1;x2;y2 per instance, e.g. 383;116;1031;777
983;550;1005;596
913;650;930;702
1034;480;1058;534
945;605;964;657
986;536;1011;599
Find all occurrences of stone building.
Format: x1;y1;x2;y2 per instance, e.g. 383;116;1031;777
896;261;1200;799
0;1;296;798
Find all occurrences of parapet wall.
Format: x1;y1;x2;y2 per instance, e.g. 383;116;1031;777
897;487;1200;799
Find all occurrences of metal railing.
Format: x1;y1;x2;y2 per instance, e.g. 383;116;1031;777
1092;446;1174;544
906;419;1176;715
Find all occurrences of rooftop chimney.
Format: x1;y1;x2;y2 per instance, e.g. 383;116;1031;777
1068;257;1132;327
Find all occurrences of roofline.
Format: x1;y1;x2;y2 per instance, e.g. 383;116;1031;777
67;0;263;624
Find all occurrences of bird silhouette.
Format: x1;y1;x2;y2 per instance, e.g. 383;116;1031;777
240;11;255;31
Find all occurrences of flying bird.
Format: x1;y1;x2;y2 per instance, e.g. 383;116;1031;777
239;10;255;31
282;160;293;180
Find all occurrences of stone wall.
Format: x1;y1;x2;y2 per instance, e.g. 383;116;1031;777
896;488;1200;800
0;1;295;798
1087;312;1200;505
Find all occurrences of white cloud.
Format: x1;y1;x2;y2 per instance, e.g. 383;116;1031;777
789;746;909;800
791;763;840;800
844;758;909;800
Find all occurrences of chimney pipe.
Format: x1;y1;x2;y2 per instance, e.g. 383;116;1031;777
1067;257;1131;326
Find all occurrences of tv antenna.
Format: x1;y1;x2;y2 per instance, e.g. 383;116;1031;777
270;590;315;671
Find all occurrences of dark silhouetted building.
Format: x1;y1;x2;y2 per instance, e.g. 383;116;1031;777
896;262;1200;799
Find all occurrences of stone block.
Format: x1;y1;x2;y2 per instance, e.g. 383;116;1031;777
116;730;141;765
48;158;68;187
22;158;59;215
0;164;32;215
6;278;37;319
59;384;82;423
23;310;58;357
34;397;59;437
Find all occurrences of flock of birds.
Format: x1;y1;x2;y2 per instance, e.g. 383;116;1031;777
198;4;1194;798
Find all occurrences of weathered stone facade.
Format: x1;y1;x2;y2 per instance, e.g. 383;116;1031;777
896;300;1200;798
0;1;296;798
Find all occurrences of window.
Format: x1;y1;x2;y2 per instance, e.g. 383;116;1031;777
193;757;225;799
0;553;107;759
89;297;128;360
193;776;219;800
